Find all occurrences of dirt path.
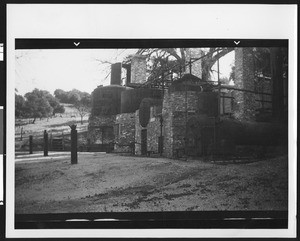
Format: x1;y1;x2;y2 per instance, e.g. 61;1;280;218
15;152;288;214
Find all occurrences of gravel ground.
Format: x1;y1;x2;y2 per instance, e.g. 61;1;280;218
15;152;288;214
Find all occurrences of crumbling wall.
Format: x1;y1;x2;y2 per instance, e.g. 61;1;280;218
114;112;135;153
87;115;116;144
162;90;174;158
146;108;162;154
135;110;142;155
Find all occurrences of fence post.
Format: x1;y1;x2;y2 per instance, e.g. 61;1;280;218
43;130;48;156
20;127;23;141
29;135;33;154
70;124;78;164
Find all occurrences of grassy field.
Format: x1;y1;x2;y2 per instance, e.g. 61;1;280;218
15;104;89;151
15;152;288;213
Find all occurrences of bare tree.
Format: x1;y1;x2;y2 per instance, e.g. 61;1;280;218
126;47;234;82
74;103;91;125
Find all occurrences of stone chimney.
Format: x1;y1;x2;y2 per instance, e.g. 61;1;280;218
131;55;147;84
110;62;122;85
233;48;256;121
122;63;131;85
185;48;203;78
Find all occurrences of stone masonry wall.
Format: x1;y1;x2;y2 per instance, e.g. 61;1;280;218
87;115;116;144
135;109;162;155
147;112;161;154
162;90;174;158
233;48;257;121
131;55;147;84
114;112;136;152
162;89;201;158
135;110;142;155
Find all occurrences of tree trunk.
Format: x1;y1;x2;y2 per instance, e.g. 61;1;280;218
81;115;83;125
32;118;36;124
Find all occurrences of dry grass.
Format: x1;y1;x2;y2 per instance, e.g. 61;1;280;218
15;152;288;214
15;104;89;150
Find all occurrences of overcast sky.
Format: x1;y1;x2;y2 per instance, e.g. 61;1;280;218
15;48;234;96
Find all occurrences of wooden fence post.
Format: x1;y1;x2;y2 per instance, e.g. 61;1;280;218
20;127;23;141
70;124;78;164
43;130;48;156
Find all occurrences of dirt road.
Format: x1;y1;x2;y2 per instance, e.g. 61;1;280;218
15;152;288;214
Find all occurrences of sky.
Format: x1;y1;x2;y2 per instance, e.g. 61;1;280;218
211;50;235;82
15;48;235;96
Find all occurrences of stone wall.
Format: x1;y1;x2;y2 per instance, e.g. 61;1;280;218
135;108;162;155
131;55;147;84
87;115;116;144
162;87;219;158
162;89;200;158
135;110;142;155
114;112;135;153
233;48;257;121
162;90;174;158
147;110;162;154
172;110;187;156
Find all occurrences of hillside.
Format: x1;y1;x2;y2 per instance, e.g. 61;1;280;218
15;103;90;151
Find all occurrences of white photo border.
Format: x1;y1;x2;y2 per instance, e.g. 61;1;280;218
6;3;297;238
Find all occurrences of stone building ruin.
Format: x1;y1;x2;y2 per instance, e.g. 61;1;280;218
87;48;288;158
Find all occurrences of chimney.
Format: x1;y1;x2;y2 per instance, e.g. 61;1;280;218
122;63;131;85
131;55;147;84
110;62;122;85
